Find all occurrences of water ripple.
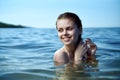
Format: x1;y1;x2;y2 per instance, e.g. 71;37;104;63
0;28;120;80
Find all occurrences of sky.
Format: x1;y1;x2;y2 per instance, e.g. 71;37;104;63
0;0;120;28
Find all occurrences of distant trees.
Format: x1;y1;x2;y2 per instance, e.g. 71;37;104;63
0;22;25;28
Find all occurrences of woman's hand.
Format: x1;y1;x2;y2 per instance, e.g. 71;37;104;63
85;38;97;56
74;38;97;64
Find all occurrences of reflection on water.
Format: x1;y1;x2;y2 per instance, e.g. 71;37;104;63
54;59;99;80
0;27;120;80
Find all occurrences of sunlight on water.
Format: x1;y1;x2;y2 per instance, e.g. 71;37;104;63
0;27;120;80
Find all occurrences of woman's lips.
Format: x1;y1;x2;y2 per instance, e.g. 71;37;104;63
62;37;71;42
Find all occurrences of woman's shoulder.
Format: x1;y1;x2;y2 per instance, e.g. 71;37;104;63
54;47;69;63
54;47;66;57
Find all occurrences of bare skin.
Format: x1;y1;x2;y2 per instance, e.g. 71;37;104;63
54;18;97;66
54;39;96;65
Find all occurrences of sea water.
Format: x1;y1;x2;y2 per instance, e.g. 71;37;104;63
0;27;120;80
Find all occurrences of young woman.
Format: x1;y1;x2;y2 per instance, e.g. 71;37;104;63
54;12;97;65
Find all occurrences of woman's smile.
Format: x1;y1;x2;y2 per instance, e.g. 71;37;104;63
62;36;71;42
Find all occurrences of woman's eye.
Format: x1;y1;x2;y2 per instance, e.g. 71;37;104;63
67;27;73;31
58;29;63;32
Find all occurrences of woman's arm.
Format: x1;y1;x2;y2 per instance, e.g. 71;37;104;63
74;41;88;64
74;38;97;64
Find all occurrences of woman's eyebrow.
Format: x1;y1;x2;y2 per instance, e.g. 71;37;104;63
66;26;74;28
57;27;63;29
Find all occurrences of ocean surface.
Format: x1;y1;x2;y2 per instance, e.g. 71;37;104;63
0;27;120;80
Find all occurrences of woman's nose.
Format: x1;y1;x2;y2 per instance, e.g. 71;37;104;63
63;30;68;35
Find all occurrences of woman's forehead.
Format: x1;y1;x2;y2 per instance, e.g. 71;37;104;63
57;19;75;25
57;19;77;29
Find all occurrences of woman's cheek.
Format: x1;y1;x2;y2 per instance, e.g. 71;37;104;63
58;33;62;39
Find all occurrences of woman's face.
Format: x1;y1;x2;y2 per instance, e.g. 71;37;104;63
56;19;81;46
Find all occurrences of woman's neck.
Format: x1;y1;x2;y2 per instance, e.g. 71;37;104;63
64;38;82;55
64;45;75;60
64;45;75;54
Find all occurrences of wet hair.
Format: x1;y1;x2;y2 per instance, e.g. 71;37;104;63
56;12;82;40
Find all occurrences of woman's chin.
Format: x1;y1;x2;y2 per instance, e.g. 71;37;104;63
63;41;72;46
